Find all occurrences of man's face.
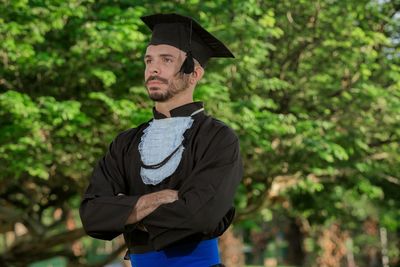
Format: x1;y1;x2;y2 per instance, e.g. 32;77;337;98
144;44;190;102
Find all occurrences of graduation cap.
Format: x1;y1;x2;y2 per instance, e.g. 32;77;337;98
140;13;234;74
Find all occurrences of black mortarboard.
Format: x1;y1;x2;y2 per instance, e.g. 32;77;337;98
140;13;234;73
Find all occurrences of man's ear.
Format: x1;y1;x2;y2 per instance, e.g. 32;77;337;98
191;65;204;83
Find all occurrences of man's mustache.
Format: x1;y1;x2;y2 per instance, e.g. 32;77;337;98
145;76;169;85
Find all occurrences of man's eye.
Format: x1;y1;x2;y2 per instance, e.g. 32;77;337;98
164;58;172;63
145;59;152;64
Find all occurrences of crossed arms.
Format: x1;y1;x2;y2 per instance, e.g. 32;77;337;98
79;124;242;249
125;189;178;225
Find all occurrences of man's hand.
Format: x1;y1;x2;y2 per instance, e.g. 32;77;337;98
125;189;178;225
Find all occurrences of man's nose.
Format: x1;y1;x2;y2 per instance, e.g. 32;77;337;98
148;62;160;75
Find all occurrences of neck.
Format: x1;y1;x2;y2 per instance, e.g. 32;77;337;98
155;93;194;117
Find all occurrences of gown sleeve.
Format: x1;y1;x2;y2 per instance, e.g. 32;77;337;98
79;129;139;241
142;124;243;250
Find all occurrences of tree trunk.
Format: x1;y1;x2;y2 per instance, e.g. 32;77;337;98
286;217;305;266
219;226;245;267
316;223;347;267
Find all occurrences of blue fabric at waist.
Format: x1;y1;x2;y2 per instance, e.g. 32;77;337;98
129;238;220;267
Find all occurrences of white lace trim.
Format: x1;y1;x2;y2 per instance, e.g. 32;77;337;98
139;117;194;185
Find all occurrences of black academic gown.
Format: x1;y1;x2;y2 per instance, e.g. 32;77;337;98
79;102;243;252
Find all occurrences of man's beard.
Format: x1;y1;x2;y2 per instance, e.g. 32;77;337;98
145;73;190;102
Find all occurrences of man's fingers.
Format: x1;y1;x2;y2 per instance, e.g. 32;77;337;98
157;189;178;203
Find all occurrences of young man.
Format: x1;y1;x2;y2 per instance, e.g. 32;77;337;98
79;13;243;267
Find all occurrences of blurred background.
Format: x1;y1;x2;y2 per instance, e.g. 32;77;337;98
0;0;399;266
